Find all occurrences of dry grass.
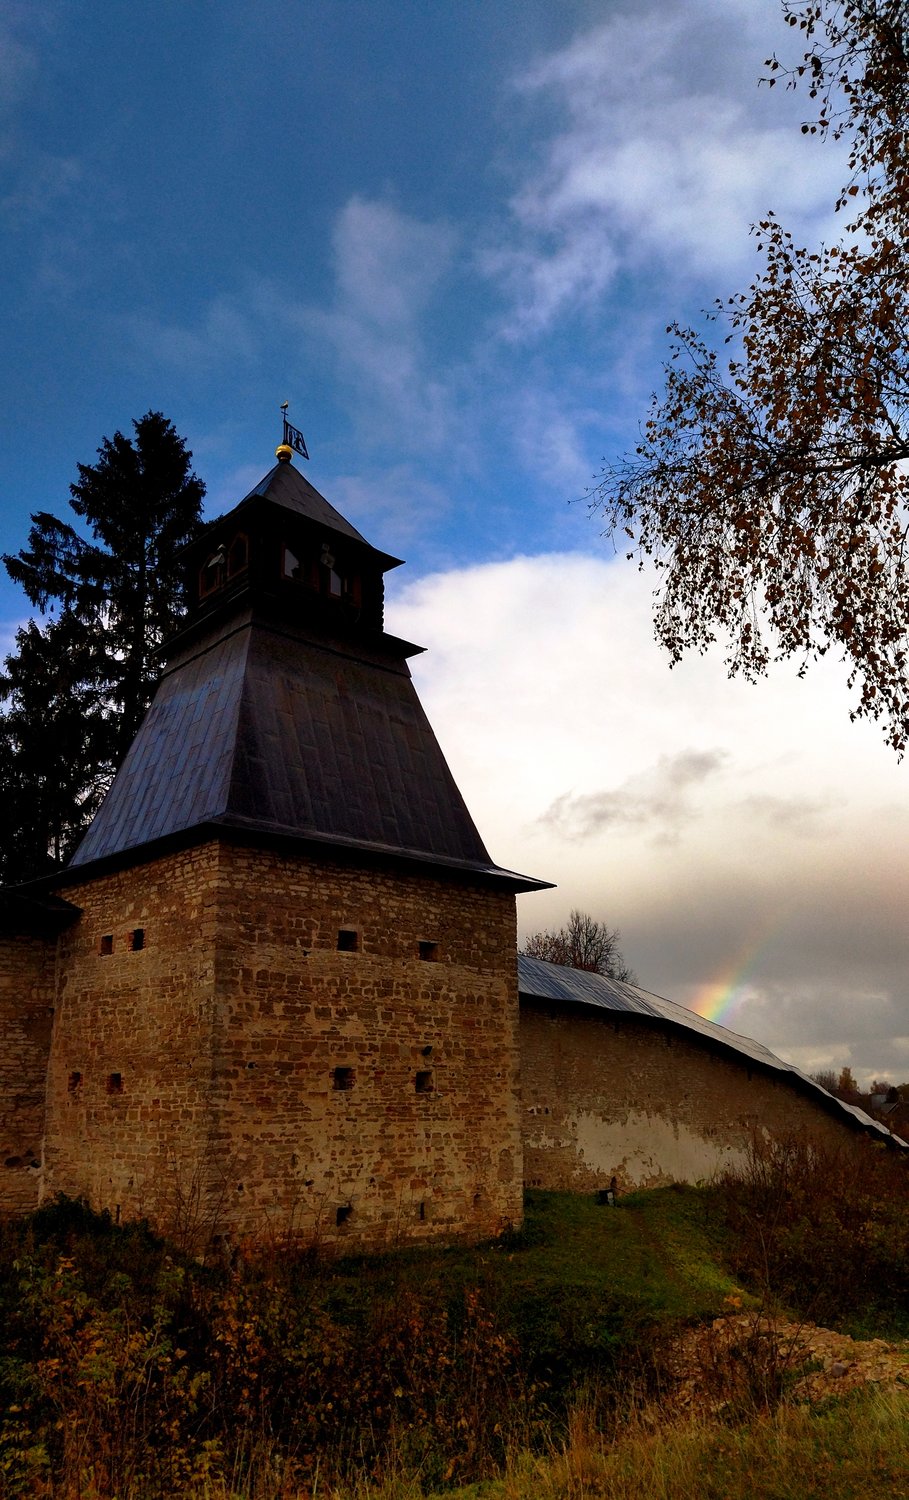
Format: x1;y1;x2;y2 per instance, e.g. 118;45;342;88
332;1385;909;1500
3;1169;908;1499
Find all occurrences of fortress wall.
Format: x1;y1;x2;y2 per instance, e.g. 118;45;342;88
208;844;522;1247
520;1000;872;1192
45;844;221;1232
0;934;57;1213
43;840;521;1248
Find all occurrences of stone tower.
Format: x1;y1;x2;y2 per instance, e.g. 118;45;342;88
3;450;547;1247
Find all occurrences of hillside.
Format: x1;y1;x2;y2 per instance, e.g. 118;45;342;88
1;1158;907;1498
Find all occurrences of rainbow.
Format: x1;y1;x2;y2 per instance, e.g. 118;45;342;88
688;926;777;1026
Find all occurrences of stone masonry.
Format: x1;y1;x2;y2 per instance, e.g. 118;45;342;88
0;933;56;1213
520;1000;877;1191
38;840;521;1246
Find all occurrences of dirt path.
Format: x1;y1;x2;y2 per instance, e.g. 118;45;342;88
661;1312;909;1415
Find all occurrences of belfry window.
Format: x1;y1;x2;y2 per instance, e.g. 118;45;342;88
281;544;303;582
199;544;227;599
199;533;247;601
227;532;248;578
280;539;362;610
320;543;343;597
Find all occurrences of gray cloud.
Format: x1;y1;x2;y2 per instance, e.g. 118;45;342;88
540;748;728;842
739;983;909;1087
736;792;842;839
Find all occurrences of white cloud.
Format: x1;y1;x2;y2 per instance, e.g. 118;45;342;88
300;197;458;448
331;197;454;331
0;4;82;243
329;465;452;555
0;5;39;133
388;552;909;1085
505;381;605;494
486;0;847;336
1;154;83;234
127;294;262;371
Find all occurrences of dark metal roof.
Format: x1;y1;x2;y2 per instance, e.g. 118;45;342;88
517;955;908;1147
238;462;402;566
69;615;549;890
0;887;81;936
68;457;549;891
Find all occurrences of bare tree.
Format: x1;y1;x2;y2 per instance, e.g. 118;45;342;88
521;908;637;984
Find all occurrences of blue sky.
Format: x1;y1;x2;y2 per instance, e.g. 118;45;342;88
3;0;908;1085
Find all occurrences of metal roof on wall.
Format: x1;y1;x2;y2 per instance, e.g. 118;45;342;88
517;955;907;1147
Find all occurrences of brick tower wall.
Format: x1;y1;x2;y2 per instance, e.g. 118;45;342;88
209;844;522;1247
0;934;57;1213
46;840;522;1248
46;845;221;1235
520;1001;876;1191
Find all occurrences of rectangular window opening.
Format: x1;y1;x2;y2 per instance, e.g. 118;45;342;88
333;1066;355;1091
68;1071;82;1093
199;558;223;598
128;928;145;952
336;1203;353;1227
99;934;113;956
415;1069;434;1094
227;533;249;578
418;940;438;962
281;544;302;581
337;929;358;952
107;1072;123;1095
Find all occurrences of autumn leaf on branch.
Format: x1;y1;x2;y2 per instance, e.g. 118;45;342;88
590;1;909;751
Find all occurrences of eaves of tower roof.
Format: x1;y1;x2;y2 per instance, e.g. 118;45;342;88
67;612;550;893
233;461;403;569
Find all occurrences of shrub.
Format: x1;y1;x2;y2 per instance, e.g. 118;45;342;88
717;1133;909;1333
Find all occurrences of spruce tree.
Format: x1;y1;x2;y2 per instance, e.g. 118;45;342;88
0;412;205;880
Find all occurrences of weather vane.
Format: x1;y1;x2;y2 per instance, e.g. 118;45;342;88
277;400;309;462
